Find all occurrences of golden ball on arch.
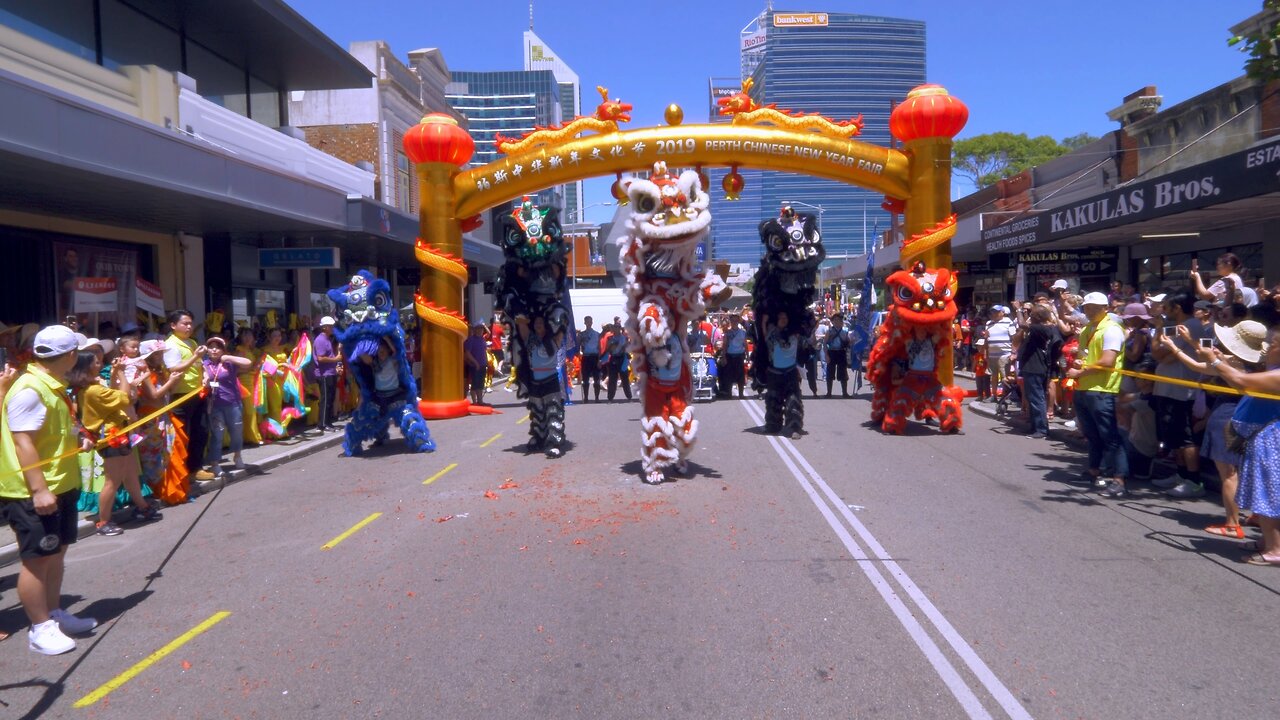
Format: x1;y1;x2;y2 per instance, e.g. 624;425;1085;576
664;104;684;126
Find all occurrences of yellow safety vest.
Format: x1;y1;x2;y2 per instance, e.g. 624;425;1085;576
1077;314;1124;394
0;366;80;498
167;333;203;393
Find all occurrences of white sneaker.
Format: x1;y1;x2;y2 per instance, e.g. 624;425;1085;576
1150;475;1180;489
29;620;76;655
1166;479;1206;498
1063;420;1077;431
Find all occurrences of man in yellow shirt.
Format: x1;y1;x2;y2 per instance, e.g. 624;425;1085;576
1065;292;1129;499
0;325;98;654
165;309;214;483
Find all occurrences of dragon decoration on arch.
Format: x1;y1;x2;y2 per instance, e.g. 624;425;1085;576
619;161;729;484
494;196;571;458
866;261;965;435
328;270;436;456
750;205;825;437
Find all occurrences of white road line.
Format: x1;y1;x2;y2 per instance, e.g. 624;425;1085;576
740;400;1031;720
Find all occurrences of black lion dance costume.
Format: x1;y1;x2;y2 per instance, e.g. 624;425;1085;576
866;261;965;434
495;196;570;458
327;270;435;455
750;205;825;437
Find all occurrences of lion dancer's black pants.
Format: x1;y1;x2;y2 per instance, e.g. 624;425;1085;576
764;366;803;437
526;376;565;458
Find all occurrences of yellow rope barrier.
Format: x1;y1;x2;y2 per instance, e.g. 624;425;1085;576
13;386;203;474
1083;364;1280;402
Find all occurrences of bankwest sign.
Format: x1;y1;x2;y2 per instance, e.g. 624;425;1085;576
983;137;1280;254
774;12;828;27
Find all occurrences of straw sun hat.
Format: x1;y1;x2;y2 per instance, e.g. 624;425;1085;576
1214;320;1267;364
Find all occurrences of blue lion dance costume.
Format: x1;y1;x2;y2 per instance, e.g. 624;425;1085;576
750;205;825;437
327;270;435;456
495;196;570;458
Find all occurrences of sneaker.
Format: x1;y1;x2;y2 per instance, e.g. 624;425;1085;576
1026;432;1047;439
28;620;75;655
132;504;162;522
1150;475;1180;489
1063;420;1078;431
1097;480;1131;499
50;608;98;636
1166;479;1206;498
95;521;123;536
192;469;216;482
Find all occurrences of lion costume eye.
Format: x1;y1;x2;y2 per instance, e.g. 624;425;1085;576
896;286;914;303
767;234;784;252
627;179;662;218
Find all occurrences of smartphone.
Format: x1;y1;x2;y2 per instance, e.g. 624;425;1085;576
0;347;8;369
1162;325;1176;335
1199;338;1215;349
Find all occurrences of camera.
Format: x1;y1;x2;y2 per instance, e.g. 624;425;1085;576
1199;338;1215;349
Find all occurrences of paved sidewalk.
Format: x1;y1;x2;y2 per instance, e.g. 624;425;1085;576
0;425;347;569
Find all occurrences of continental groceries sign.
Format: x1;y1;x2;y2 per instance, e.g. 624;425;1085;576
774;12;828;27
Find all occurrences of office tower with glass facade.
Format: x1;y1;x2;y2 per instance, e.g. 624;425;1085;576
524;29;583;223
446;69;564;210
707;76;765;265
745;8;926;260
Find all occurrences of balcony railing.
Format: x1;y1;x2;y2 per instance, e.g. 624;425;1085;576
178;86;374;197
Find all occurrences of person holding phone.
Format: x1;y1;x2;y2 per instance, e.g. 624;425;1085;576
1190;253;1244;305
1150;292;1208;498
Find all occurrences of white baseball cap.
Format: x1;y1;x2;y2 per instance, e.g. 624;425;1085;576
32;325;80;358
1051;279;1069;290
319;316;336;327
1081;292;1109;307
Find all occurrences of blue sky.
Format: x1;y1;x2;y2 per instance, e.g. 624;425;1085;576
289;0;1263;220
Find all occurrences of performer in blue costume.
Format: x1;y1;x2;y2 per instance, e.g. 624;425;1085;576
327;270;435;455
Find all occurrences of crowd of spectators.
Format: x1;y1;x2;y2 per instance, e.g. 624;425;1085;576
0;309;351;652
958;253;1280;568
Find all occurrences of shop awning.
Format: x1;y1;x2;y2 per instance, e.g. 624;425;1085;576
982;136;1280;255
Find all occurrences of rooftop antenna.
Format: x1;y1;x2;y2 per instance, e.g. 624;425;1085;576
529;1;534;30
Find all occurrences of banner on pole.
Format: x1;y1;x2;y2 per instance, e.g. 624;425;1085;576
74;278;118;313
135;278;165;316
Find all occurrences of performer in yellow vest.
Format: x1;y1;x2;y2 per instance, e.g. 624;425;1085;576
1066;292;1128;498
0;325;100;654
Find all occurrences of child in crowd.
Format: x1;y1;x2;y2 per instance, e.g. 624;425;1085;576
203;336;253;475
135;340;178;490
69;351;161;536
1117;360;1159;482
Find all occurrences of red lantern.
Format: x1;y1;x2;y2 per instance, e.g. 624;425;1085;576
889;85;969;143
722;167;745;201
611;173;629;205
403;113;475;167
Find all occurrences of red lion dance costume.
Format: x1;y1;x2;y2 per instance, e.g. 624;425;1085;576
867;261;965;434
620;162;728;484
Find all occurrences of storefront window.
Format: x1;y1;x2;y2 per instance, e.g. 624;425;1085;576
185;39;247;116
100;0;180;72
249;74;280;127
53;239;140;332
0;0;95;63
1134;243;1264;292
396;150;412;213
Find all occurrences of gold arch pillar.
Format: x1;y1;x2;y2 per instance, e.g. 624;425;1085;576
891;85;970;387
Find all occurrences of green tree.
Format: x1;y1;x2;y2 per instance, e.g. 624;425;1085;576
1228;1;1280;83
952;132;1096;190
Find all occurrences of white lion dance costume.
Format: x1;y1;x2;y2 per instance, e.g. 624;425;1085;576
619;162;728;484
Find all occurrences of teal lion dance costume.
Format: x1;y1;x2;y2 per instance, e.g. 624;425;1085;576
327;270;435;455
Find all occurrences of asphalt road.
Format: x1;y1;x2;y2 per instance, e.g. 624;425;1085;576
2;390;1278;718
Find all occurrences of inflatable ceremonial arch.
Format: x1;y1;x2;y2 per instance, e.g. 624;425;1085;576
402;81;969;419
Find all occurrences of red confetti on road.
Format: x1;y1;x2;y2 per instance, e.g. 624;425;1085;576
483;490;499;500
